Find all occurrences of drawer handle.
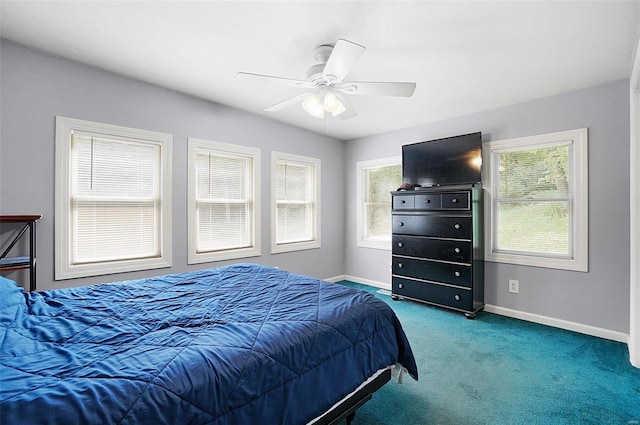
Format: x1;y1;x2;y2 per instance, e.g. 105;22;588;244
398;263;403;268
425;199;431;203
401;200;406;204
454;247;461;253
454;271;461;277
399;222;405;227
454;223;461;229
399;283;404;289
452;198;458;203
454;294;461;301
398;242;404;248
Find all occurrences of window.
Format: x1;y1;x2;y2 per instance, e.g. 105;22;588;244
188;138;261;264
55;117;172;280
271;152;320;253
484;128;588;271
356;156;402;249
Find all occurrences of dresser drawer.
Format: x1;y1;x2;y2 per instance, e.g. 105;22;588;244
392;277;473;311
392;235;471;263
392;256;472;287
393;195;415;210
392;214;472;238
442;192;470;209
414;194;441;210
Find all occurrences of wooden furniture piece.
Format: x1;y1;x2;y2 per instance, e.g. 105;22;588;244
391;186;484;318
0;215;42;291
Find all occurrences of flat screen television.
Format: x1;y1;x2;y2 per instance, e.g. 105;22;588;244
402;132;482;187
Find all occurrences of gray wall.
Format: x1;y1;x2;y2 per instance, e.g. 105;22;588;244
344;80;630;334
0;40;346;289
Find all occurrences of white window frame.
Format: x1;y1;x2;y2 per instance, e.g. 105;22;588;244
187;138;261;264
55;116;172;280
271;151;321;254
356;156;401;250
483;128;588;272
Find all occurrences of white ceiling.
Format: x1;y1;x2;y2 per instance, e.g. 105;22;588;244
2;1;639;140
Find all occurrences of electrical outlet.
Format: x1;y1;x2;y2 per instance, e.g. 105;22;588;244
508;279;520;294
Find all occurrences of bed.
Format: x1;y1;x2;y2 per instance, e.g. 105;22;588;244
1;263;418;424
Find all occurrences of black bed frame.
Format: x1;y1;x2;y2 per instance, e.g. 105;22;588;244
313;368;392;425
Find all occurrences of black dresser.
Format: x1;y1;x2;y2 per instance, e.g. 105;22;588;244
391;185;484;318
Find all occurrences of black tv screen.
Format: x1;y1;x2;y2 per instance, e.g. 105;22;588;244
402;132;482;187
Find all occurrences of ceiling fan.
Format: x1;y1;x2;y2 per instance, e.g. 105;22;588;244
236;39;417;120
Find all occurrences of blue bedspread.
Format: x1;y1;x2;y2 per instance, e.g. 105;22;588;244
1;263;417;424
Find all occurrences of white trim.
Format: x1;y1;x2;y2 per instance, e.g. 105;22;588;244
629;32;640;368
484;304;628;344
325;274;390;291
338;274;626;342
483;128;588;272
54;117;172;280
270;151;321;254
187;138;261;264
342;275;390;290
323;275;346;283
356;156;401;250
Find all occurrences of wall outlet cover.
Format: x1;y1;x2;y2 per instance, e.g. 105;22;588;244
509;279;520;293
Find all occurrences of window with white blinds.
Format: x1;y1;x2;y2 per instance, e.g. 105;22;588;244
356;156;402;249
55;117;172;280
271;152;320;253
484;128;588;272
188;138;261;264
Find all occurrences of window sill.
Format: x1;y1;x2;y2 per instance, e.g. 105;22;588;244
55;257;172;280
188;247;261;265
357;239;391;251
271;240;320;254
485;251;588;272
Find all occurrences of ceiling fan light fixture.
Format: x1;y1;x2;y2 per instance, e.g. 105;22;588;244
302;89;346;119
323;91;346;117
302;93;325;118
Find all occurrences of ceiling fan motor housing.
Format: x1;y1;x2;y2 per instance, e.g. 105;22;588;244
314;44;333;63
306;63;326;84
307;44;336;85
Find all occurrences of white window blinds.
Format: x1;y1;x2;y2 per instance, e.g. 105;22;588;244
195;151;252;252
188;138;260;264
70;134;162;264
494;143;571;256
275;160;315;244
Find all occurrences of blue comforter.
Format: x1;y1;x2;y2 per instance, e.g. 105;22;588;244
1;264;417;424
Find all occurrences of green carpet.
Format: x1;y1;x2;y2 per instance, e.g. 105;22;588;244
337;281;640;425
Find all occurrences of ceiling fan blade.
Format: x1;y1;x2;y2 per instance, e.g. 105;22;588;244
322;39;366;84
333;92;357;120
235;72;314;89
264;92;311;112
342;81;417;97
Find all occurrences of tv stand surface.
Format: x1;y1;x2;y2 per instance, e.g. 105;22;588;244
413;183;481;191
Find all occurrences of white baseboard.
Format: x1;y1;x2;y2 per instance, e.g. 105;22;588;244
324;275;391;290
343;275;391;290
323;275;346;283
326;275;628;344
484;304;628;344
325;275;629;344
